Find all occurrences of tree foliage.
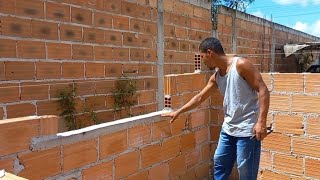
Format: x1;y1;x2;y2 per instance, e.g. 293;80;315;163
215;0;255;11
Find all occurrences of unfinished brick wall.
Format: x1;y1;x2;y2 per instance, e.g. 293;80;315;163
1;72;320;180
217;6;320;73
163;0;211;74
0;0;159;121
259;73;320;180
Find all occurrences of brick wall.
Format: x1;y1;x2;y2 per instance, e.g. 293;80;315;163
259;73;320;180
217;6;320;73
163;0;211;74
0;0;161;122
1;72;320;179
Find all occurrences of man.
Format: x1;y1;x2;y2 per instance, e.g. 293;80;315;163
162;37;270;180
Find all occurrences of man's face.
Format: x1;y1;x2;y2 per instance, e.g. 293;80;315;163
200;49;216;70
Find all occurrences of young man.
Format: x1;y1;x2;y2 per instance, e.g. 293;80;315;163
162;37;270;180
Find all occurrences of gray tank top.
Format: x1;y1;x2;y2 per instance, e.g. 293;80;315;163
216;57;259;137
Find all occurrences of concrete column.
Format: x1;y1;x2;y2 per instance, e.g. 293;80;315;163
271;20;275;72
157;0;164;110
232;10;237;54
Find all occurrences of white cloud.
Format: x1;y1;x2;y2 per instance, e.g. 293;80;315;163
272;0;320;5
252;10;264;18
251;10;271;20
293;21;308;32
273;0;309;6
292;20;320;37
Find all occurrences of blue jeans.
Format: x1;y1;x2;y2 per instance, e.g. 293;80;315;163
213;130;261;180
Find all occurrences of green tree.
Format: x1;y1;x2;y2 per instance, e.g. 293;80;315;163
215;0;255;11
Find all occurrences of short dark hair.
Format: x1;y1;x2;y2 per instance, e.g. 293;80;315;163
199;37;225;55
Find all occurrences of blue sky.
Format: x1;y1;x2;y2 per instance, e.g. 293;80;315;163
246;0;320;37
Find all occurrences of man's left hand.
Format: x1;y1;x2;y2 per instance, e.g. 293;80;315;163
253;122;267;141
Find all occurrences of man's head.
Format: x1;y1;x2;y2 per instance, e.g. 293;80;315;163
199;37;225;69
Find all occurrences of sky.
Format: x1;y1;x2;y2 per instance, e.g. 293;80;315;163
246;0;320;37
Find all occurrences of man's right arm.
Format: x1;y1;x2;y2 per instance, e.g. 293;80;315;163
162;73;218;123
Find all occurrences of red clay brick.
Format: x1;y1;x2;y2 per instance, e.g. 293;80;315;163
17;40;45;59
169;155;186;177
0;83;20;103
36;62;61;79
71;7;92;25
31;20;58;40
0;158;14;173
190;109;209;128
292;95;320;113
39;116;59;136
128;124;151;148
115;151;139;179
123;63;138;76
113;15;129;30
104;30;123;46
18;148;60;180
0;118;39;156
148;163;170;180
85;63;105;78
47;43;72;60
274;114;303;135
181;132;196;153
94;46;113;61
104;0;121;13
162;136;180;160
0;16;32;38
16;0;44;18
145;78;158;90
263;133;291;153
305;158;320;179
82;161;113;180
139;90;155;104
7;103;36;118
141;143;162;168
144;49;157;62
273;74;303;92
85;95;106;111
259;170;291;180
138;64;153;76
75;81;96;96
0;0;15;14
60;24;82;42
113;48;129;61
210;125;221;142
130;18;145;32
273;154;303;175
130;48;144;61
185;149;200;169
195;163;209;179
195;127;209;145
94;12;112;28
83;28;105;44
46;2;70;22
37;100;61;116
95;81;114;94
0;39;16;58
127;171;148;180
63;140;98;172
293;137;320;157
62;62;84;79
5;61;35;80
307;117;320;136
153;120;172;141
21;82;49;101
72;44;94;60
260;151;272;169
100;130;127;159
123;32;140;47
270;94;290;112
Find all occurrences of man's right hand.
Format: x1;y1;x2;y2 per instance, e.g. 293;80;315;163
161;110;181;123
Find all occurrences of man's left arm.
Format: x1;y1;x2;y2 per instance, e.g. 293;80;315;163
237;58;270;141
